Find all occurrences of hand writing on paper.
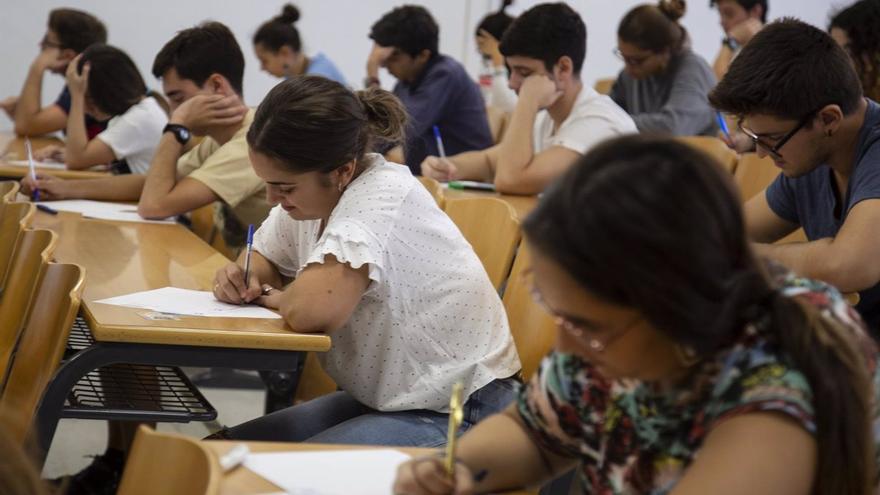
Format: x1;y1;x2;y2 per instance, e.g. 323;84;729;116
213;262;262;304
519;74;563;110
421;156;458;182
170;94;247;134
20;173;70;201
393;456;476;495
65;54;89;96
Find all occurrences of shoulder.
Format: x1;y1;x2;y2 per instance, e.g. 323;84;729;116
569;88;637;130
674;51;716;81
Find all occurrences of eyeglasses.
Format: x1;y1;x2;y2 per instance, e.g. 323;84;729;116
529;284;642;353
738;110;819;161
613;47;652;67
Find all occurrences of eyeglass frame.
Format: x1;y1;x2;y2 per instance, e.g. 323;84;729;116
529;283;642;353
737;109;821;161
612;47;654;67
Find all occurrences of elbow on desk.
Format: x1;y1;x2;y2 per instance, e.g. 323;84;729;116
817;260;880;294
137;201;176;220
493;172;541;196
279;301;342;335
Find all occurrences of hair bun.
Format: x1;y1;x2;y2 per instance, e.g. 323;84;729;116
499;0;513;13
277;4;300;24
658;0;686;21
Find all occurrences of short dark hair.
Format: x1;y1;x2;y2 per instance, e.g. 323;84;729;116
48;8;107;53
829;0;880;101
78;44;148;116
710;18;863;120
710;0;768;23
499;3;586;74
618;0;688;53
152;22;245;95
369;5;439;57
253;4;302;53
248;76;407;174
475;0;514;40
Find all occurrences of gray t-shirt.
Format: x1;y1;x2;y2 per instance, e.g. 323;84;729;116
610;49;718;136
766;99;880;333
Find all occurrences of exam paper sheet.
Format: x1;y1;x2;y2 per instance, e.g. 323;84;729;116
95;287;282;319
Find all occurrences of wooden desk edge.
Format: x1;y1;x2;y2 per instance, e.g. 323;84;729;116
81;306;332;352
0;164;109;180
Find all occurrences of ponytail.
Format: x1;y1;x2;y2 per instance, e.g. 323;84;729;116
619;1;688;53
355;87;407;154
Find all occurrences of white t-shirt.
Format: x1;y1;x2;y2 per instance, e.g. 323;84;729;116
479;64;517;113
253;155;521;412
96;96;167;174
533;85;637;154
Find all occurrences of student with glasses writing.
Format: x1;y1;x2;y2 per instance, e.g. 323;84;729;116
711;18;880;337
393;135;880;495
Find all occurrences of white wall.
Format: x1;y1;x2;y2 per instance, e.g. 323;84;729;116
0;0;846;132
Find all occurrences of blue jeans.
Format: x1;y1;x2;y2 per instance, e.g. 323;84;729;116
222;377;519;447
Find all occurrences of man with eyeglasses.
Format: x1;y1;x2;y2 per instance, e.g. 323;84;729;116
710;19;880;336
1;8;107;138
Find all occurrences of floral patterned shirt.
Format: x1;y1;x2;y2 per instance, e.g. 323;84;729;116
518;271;879;494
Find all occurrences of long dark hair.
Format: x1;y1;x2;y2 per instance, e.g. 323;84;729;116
618;0;688;53
253;4;302;53
78;44;168;117
523;135;875;495
830;0;880;101
475;0;514;39
247;75;407;174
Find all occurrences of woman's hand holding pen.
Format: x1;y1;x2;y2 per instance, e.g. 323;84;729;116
213;262;263;304
393;457;475;495
20;173;70;201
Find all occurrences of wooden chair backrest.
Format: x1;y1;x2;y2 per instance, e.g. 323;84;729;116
118;426;219;495
0;202;35;294
593;77;616;95
677;136;738;174
502;243;557;380
416;176;446;210
0;262;83;444
733;152;780;202
0;181;19;203
445;197;521;291
0;229;58;387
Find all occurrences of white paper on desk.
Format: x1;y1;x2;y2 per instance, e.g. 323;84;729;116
95;287;282;319
244;449;412;495
7;159;67;170
37;199;174;224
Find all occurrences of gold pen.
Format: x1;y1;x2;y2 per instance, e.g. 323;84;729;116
444;382;464;479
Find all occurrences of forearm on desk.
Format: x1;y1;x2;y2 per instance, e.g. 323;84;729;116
449;147;497;182
64;175;146;201
753;239;877;293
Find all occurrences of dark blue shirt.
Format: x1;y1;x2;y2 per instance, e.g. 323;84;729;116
393;54;493;175
766;99;880;333
55;86;107;139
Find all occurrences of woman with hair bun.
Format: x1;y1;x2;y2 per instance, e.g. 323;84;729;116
610;0;718;136
253;4;347;85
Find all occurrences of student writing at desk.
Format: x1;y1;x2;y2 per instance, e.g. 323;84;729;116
711;19;880;337
33;44;168;174
421;4;635;195
21;22;271;250
210;76;521;446
2;8;108;139
394;136;880;495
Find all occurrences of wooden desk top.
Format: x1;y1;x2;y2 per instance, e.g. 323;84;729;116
32;210;331;352
443;188;538;221
204;441;536;495
0;133;109;180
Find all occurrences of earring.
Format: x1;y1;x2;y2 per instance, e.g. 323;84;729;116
674;344;700;366
337;182;345;192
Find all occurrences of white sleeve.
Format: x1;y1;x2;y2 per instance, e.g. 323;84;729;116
546;106;635;154
305;218;385;286
95;106;153;161
252;205;302;278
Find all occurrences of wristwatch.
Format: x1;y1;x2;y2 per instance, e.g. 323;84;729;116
163;123;191;145
722;36;740;51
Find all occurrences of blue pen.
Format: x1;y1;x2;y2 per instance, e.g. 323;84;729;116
432;125;447;158
716;111;732;141
242;224;255;295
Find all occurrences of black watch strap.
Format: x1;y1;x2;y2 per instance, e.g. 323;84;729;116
163;124;191;145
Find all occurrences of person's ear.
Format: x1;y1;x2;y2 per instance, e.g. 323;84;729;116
749;4;764;21
554;56;574;82
206;74;232;96
416;49;432;64
278;45;297;60
335;160;357;187
59;48;77;63
819;104;844;136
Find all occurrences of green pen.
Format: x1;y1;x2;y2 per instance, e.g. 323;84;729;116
447;180;496;192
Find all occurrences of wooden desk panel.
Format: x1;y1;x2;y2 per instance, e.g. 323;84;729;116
205;441;536;495
443;188;538;221
0;133;109;180
32;211;331;352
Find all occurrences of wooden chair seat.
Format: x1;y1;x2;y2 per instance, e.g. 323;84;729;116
118;426;219;495
677;136;738;173
0;202;35;294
